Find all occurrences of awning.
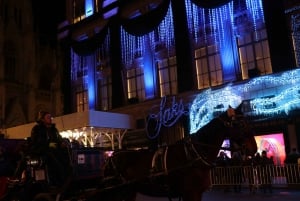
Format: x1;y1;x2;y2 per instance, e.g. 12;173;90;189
6;110;134;150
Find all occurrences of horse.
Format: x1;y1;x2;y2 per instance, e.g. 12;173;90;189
87;106;257;201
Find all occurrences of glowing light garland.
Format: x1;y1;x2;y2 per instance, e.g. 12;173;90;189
185;0;265;46
121;3;174;68
189;87;242;133
189;69;300;133
291;13;300;67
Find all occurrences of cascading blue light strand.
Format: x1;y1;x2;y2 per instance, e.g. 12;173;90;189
246;0;265;41
120;2;174;100
121;2;174;68
290;11;300;66
121;28;136;68
185;0;198;43
200;8;207;44
185;0;193;35
185;0;266;82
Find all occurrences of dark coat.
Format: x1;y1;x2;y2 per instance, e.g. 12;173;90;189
30;123;63;155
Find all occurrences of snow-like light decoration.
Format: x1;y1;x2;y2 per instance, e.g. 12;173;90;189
189;69;300;134
189;86;242;133
250;86;300;116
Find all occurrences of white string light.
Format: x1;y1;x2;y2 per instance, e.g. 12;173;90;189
190;69;300;133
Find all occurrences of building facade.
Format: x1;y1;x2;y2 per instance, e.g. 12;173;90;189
0;0;64;136
58;0;300;154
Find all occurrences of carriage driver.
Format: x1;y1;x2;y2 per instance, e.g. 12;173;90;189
29;111;71;186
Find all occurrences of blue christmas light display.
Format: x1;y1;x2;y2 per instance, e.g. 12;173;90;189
185;0;265;81
189;86;242;133
189;69;300;134
120;3;174;100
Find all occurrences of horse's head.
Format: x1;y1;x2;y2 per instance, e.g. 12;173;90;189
219;104;258;157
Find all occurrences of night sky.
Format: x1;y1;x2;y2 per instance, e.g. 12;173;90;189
32;0;65;45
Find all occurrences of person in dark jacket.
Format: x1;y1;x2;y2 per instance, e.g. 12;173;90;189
30;111;63;154
30;111;70;186
259;150;274;193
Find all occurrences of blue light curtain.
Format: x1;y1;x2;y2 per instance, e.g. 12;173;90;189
120;0;170;36
71;25;109;56
191;0;233;8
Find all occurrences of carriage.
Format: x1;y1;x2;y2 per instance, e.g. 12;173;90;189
0;139;107;201
0;105;257;201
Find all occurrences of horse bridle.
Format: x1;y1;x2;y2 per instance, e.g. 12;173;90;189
217;115;251;154
186;116;249;163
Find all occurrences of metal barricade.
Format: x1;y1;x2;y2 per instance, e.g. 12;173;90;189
210;164;300;188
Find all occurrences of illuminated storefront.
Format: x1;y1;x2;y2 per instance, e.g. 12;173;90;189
56;0;300;159
189;69;300;165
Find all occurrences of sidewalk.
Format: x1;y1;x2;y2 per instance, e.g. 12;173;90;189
202;188;300;201
136;188;300;201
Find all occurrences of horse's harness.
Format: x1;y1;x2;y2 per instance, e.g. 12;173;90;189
150;115;250;175
105;115;251;183
150;140;215;176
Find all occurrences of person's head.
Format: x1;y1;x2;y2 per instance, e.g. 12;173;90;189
37;111;53;126
262;150;267;157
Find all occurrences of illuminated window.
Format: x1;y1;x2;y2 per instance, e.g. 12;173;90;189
73;0;86;23
98;77;112;111
126;67;145;101
76;90;88;112
238;28;272;79
157;56;177;97
95;43;112;110
73;0;96;23
71;50;89;111
195;45;222;89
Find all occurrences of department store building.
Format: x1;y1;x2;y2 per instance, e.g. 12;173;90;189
54;0;300;161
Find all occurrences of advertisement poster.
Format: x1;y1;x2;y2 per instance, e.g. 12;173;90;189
254;133;286;165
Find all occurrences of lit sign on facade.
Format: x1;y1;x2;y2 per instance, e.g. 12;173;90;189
146;96;189;139
145;70;300;139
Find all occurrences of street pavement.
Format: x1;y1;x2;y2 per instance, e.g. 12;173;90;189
135;188;300;201
202;188;300;201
